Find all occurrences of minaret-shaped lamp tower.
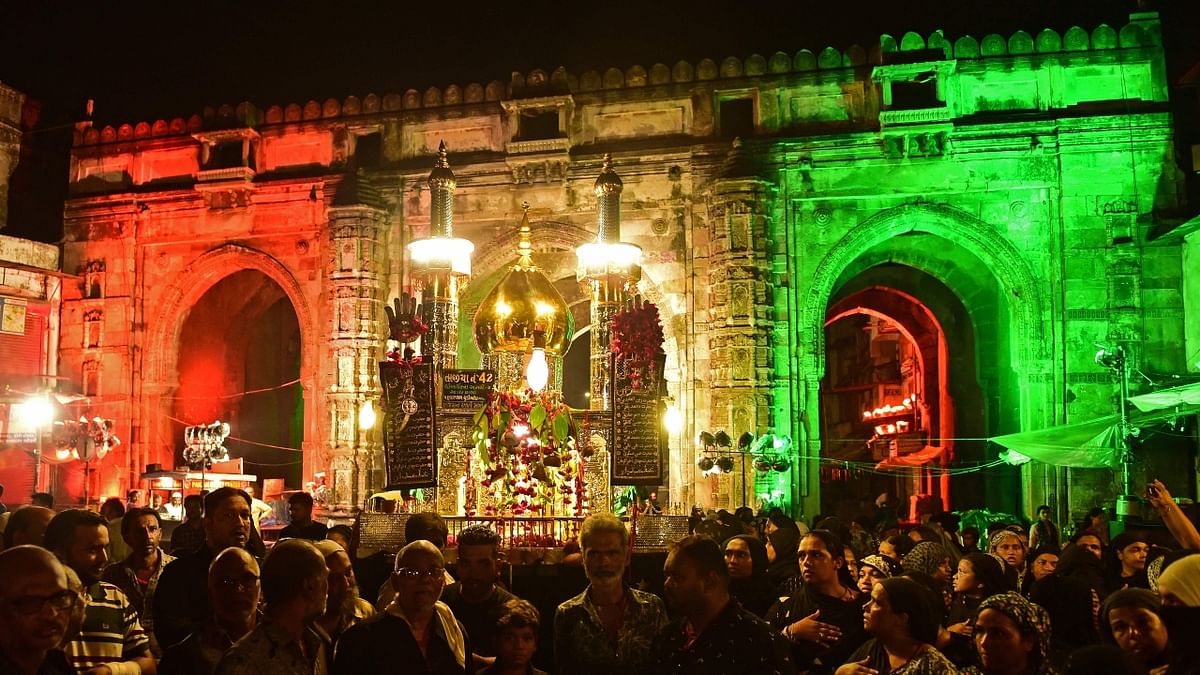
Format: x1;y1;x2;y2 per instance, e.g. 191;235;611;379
576;155;642;410
407;141;474;369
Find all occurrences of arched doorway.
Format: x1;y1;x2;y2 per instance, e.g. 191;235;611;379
802;205;1043;517
821;274;964;519
172;270;304;486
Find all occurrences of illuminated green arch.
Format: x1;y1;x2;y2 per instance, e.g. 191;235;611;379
799;202;1046;379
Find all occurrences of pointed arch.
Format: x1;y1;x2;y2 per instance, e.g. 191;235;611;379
799;203;1046;377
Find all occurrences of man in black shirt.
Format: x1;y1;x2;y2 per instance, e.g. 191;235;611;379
439;525;515;670
154;486;256;649
645;535;795;675
279;492;327;541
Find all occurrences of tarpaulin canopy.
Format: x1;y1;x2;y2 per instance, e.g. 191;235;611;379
990;405;1196;469
1128;381;1200;413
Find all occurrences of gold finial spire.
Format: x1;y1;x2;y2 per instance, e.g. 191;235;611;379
428;140;456;238
593;153;623;195
516;201;534;269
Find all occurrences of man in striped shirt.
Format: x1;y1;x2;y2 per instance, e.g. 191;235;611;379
44;509;157;675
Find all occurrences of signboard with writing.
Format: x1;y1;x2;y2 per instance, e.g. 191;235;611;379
610;352;666;485
379;361;437;489
439;369;495;413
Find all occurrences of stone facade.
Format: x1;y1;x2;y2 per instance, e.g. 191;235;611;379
60;12;1190;519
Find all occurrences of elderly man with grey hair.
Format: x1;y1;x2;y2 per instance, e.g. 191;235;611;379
215;539;329;675
554;514;668;675
333;540;472;675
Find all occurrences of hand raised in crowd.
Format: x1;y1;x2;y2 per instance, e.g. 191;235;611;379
1145;479;1174;511
835;657;879;675
946;621;973;637
785;609;842;648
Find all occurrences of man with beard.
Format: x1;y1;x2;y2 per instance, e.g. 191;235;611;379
43;509;156;674
154;486;254;649
333;540;472;675
0;546;77;674
438;525;516;670
102;507;176;657
645;535;795;674
159;547;261;675
554;514;667;675
216;539;329;675
312;540;374;648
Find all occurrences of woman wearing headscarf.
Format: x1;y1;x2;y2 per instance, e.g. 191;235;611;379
837;577;957;675
903;542;953;583
988;530;1028;589
723;534;776;618
1156;553;1200;675
1100;588;1170;673
858;554;903;595
1021;547;1060;597
1055;542;1107;617
1028;575;1097;670
1106;531;1151;591
963;592;1054;675
767;523;803;596
903;541;953;615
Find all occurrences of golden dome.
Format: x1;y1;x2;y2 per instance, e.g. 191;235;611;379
472;205;574;355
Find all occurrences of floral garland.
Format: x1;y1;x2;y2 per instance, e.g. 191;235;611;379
611;299;664;390
472;388;584;516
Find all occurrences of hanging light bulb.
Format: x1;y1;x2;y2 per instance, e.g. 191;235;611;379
358;400;377;431
526;330;549;392
526;348;549;392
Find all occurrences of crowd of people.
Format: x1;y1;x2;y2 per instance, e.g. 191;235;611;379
0;479;1197;675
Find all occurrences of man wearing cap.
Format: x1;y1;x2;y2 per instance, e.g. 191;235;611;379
163;492;184;521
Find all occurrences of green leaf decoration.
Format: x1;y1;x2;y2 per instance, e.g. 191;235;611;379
552;413;570;444
530;404;547;430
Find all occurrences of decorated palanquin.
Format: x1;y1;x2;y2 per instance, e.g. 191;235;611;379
361;149;685;555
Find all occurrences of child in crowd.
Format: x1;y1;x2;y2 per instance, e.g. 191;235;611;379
480;599;548;675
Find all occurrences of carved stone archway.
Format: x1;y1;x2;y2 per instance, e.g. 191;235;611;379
142;244;320;479
800;203;1046;378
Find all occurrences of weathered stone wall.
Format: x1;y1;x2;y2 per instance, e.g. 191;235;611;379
60;12;1188;518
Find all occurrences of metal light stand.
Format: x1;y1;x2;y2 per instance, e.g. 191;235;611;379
1099;345;1138;522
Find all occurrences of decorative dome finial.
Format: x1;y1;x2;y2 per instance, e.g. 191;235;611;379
593;153;623;195
516;201;534;269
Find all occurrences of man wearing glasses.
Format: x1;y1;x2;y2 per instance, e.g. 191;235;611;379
158;547;261;675
333;539;473;675
0;545;77;674
43;508;156;674
215;539;329;675
102;508;176;657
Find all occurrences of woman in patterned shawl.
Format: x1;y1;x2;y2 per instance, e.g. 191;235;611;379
857;554;903;595
964;592;1055;675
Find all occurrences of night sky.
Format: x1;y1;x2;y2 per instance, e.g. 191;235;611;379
1;0;1196;242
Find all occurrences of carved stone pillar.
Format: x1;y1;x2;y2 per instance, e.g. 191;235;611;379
326;200;387;510
704;141;775;509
